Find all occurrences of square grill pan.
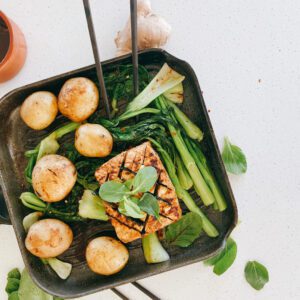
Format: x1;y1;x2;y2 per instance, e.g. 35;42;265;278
0;49;237;299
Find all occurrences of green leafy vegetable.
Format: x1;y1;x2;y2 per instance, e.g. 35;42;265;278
78;190;108;221
205;238;237;275
99;181;130;203
18;269;53;300
132;166;158;193
222;137;247;174
118;196;145;219
165;212;203;247
23;212;43;232
120;63;185;119
244;261;269;290
8;268;21;280
138;193;160;220
149;138;219;237
142;232;170;263
175;154;193;190
167;100;203;141
8;291;19;300
5;278;20;294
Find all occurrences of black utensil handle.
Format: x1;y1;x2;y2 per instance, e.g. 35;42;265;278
0;187;11;225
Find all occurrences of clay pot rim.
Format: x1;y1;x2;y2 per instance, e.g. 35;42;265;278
0;11;14;67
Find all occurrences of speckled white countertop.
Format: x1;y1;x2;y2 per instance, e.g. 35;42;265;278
0;1;300;299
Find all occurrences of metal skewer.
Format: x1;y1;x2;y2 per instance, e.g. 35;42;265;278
83;0;111;119
130;0;139;96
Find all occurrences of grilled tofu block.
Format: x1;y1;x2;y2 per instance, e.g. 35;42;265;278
95;141;182;243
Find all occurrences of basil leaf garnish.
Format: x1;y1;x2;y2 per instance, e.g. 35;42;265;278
222;137;247;174
132;166;158;193
118;197;145;219
99;181;129;203
138;193;160;220
244;261;269;290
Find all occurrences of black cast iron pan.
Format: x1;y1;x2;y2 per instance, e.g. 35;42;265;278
0;48;238;298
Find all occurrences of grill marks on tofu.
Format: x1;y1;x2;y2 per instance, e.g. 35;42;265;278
95;142;182;243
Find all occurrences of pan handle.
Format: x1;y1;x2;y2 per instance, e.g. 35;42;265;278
0;187;11;225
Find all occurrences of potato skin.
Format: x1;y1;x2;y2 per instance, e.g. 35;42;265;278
32;154;77;202
25;219;73;258
86;236;129;275
75;124;113;158
58;77;99;122
20;91;58;130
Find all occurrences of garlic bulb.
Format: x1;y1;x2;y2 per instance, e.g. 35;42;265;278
115;0;171;56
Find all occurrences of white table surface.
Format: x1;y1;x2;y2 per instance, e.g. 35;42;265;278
1;1;300;299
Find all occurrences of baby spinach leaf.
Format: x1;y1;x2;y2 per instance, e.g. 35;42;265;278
132;166;158;193
165;212;202;247
118;197;145;219
244;261;269;290
138;193;160;220
204;238;237;275
213;238;237;275
99;181;129;203
222;137;247;174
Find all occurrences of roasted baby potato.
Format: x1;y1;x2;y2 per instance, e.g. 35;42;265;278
20;91;58;130
58;77;99;122
25;219;73;258
86;236;129;275
75;123;113;158
32;154;77;202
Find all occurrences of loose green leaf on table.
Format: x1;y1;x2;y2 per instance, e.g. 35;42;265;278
165;212;202;247
139;193;160;219
204;238;237;275
132;166;158;193
222;137;247;174
99;181;129;203
244;261;269;290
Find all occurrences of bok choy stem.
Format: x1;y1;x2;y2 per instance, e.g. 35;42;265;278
156;96;215;206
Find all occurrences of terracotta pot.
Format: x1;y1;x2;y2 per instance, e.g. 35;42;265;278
0;11;27;83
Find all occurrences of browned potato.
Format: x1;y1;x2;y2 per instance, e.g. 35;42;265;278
58;77;99;122
86;236;129;275
32;154;77;202
20;91;58;130
75;123;113;157
25;219;73;258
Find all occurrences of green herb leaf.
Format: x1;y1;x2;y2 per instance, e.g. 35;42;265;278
206;238;237;275
244;261;269;290
99;181;129;203
5;278;20;294
118;197;145;219
138;193;160;219
7;268;21;280
132;166;158;193
8;291;19;300
124;178;133;190
76;177;99;191
18;269;53;300
165;212;202;247
222;137;247;174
